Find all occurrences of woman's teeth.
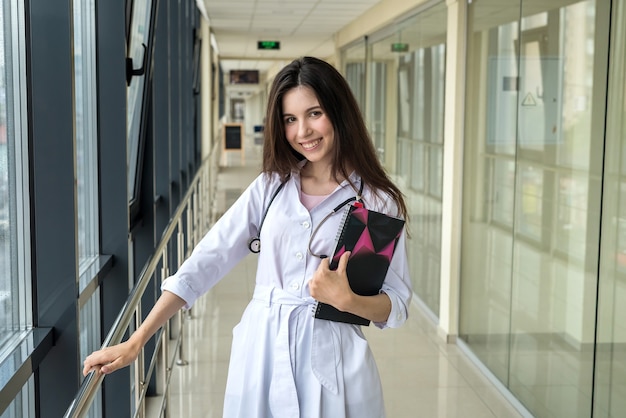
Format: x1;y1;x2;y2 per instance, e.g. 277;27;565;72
302;139;321;150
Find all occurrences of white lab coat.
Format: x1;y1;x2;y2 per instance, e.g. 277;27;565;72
162;168;412;418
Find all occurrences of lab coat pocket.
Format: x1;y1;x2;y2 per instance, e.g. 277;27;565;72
226;301;272;397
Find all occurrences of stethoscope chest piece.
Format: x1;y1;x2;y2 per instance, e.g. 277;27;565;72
248;237;261;253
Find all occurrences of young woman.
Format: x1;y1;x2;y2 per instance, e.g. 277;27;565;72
84;56;412;418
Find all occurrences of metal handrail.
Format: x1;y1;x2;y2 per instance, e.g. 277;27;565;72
64;150;219;418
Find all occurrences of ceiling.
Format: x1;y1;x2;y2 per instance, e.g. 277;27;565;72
199;0;383;75
198;0;587;78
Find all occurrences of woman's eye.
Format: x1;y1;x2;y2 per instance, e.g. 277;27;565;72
284;117;296;124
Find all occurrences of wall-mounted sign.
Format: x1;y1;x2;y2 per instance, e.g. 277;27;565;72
391;43;409;53
258;41;280;50
230;70;259;84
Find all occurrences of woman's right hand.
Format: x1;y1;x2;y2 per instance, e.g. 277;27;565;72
82;291;186;377
82;338;141;376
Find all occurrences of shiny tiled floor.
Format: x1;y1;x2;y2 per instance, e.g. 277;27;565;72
161;150;527;417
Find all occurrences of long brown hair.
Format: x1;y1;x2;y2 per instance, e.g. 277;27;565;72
262;57;407;219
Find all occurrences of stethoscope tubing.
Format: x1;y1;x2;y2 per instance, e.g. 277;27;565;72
307;194;361;258
250;176;364;256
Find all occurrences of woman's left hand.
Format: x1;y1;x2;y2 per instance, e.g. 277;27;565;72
308;251;353;311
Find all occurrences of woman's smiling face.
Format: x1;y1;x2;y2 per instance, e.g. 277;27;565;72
282;86;336;168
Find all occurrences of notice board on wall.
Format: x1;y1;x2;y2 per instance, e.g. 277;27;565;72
224;123;243;150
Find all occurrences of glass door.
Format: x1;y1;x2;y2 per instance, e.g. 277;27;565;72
460;1;611;417
594;1;626;417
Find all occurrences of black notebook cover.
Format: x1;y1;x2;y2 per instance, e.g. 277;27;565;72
313;204;405;325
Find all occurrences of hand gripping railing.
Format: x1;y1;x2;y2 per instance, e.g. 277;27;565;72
64;152;219;418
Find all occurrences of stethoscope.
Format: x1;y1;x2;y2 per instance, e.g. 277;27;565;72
248;177;365;257
247;178;288;253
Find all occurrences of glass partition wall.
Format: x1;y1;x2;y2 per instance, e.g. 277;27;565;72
342;2;447;318
385;4;447;316
342;40;367;116
460;0;613;417
343;0;626;416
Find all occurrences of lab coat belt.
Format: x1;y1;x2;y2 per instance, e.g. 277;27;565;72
252;285;340;416
252;283;316;307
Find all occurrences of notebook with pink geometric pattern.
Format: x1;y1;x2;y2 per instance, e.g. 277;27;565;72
313;204;405;325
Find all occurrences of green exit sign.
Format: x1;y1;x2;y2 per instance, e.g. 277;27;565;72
258;41;280;50
391;42;409;53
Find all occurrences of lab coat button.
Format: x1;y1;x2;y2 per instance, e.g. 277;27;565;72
302;221;310;229
296;252;303;260
290;281;300;290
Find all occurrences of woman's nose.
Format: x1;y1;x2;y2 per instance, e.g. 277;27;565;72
298;122;311;138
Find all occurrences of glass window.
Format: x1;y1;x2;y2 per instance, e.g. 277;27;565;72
516;163;544;242
491;157;516;227
0;377;34;418
343;42;367;115
367;61;386;160
73;2;102;415
127;0;155;203
0;0;30;348
73;0;99;280
0;1;8;340
397;62;410;138
411;49;425;142
428;147;442;198
410;143;424;191
79;289;102;417
430;44;445;144
486;24;519;156
396;137;411;181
